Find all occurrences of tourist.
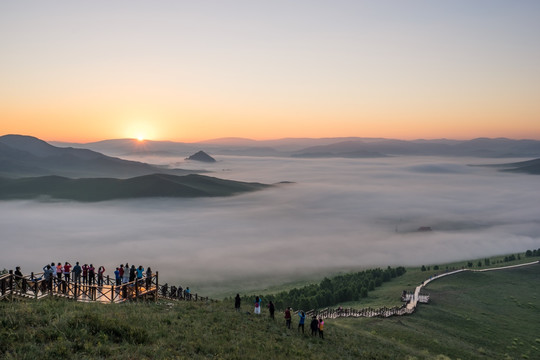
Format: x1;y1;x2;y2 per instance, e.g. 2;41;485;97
284;307;292;328
185;287;191;300
254;296;261;315
318;317;324;339
42;264;54;291
82;264;88;284
268;300;275;319
118;264;124;284
14;266;25;292
63;262;72;282
114;267;121;286
129;265;136;283
123;263;130;284
56;262;63;282
54;262;62;291
136;265;144;286
72;262;82;284
298;311;306;333
177;285;183;299
145;267;152;288
234;294;241;311
97;266;106;286
310;316;318;336
88;264;95;285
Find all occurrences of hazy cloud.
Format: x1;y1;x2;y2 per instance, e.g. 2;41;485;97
1;156;539;296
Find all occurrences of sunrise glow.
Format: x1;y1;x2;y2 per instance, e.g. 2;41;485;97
1;1;539;142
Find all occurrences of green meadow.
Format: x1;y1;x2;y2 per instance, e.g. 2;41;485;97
1;254;539;359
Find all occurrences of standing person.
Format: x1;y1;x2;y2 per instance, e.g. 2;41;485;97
72;262;82;284
97;266;106;286
63;262;72;283
114;268;121;286
14;266;26;292
56;262;63;282
234;294;241;312
136;265;144;286
42;264;53;291
310;316;318;336
123;263;130;284
177;286;183;299
185;287;191;300
254;296;261;315
284;307;292;328
88;264;95;285
268;301;275;319
145;267;152;289
129;265;136;283
318;318;324;339
118;265;124;284
298;311;306;333
82;264;88;284
54;262;62;291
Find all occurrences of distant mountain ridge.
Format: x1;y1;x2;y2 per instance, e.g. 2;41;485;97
51;136;540;159
0;173;269;202
0;134;195;178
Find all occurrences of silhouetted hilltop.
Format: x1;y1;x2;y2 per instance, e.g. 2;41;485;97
186;151;216;163
0;135;195;178
0;173;269;201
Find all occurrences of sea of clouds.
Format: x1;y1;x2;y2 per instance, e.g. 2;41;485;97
1;155;539;296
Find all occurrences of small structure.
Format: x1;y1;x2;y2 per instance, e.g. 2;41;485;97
417;226;433;232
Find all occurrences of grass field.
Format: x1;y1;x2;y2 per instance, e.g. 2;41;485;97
1;255;539;359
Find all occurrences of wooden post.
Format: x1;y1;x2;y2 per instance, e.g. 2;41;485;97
155;272;158;303
9;270;13;302
111;285;115;303
135;279;139;300
106;275;110;285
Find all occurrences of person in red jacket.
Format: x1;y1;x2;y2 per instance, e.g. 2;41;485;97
63;262;72;282
284;307;292;329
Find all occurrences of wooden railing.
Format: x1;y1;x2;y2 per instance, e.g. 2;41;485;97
0;270;212;304
0;270;160;303
157;283;210;302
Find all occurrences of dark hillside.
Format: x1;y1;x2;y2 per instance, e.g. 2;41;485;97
0;135;194;178
0;174;269;201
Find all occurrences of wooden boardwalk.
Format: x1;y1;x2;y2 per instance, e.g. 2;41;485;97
302;260;540;321
0;271;160;303
0;270;211;304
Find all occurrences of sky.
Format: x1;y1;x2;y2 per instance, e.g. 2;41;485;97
1;0;539;142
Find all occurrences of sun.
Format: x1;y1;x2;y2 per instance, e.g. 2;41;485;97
136;135;145;142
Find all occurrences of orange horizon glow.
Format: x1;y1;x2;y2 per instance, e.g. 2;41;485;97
1;2;539;144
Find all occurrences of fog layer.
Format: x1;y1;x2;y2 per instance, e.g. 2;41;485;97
1;156;539;296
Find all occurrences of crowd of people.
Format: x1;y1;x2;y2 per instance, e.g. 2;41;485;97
160;283;192;300
13;262;155;292
234;294;326;339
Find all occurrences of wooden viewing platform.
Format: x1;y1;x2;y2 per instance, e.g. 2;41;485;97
0;271;210;303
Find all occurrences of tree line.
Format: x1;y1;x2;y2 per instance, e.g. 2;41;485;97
246;266;406;311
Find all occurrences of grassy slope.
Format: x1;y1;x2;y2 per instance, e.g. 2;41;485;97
2;260;539;359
